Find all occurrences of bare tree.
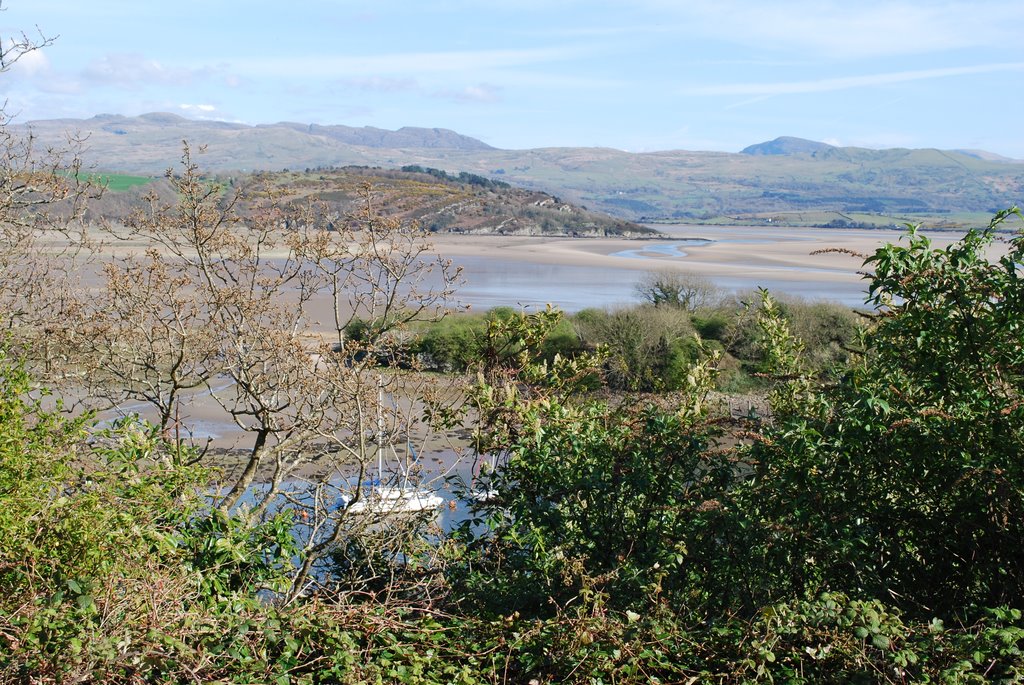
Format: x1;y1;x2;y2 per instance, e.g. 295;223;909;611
0;16;467;596
76;146;464;595
0;1;55;72
634;268;717;312
0;15;99;363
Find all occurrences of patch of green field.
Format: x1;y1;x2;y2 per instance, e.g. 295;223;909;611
670;209;998;229
87;173;154;192
896;211;1000;229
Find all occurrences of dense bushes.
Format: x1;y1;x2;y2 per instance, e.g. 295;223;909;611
738;217;1024;616
411;287;860;393
411;306;582;373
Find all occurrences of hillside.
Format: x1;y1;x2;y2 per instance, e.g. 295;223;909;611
18;114;1024;225
84;165;657;238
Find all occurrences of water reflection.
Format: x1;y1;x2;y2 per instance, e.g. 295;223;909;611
453;237;876;312
609;239;712;259
451;255;642;311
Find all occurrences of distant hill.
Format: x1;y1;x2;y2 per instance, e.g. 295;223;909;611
741;136;836;156
22;112;492;164
270;122;494;150
15;114;1024;225
953;149;1021;163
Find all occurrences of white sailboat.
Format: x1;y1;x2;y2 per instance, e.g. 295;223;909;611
342;378;444;516
345;485;444;514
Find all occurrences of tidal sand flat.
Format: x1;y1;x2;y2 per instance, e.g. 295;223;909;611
429;224;994;311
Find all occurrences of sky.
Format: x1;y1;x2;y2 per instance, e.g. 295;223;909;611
2;0;1023;157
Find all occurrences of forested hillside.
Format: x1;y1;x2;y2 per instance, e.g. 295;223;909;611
80;163;656;237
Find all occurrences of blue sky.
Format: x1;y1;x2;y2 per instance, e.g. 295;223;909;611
2;0;1023;157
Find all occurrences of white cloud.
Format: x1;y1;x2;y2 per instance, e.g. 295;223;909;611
1;41;81;95
82;54;203;88
1;37;56;85
229;46;582;78
645;0;1024;59
179;104;216;113
340;76;419;92
4;44;50;76
432;83;502;104
685;63;1024;96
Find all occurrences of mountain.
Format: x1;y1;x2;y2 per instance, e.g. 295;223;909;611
20;113;492;166
741;136;836;156
14;114;1024;224
270;122;493;150
83;112;494;150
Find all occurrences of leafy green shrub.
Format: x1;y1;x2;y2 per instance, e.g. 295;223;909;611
413;306;583;372
180;508;299;600
572;305;700;391
742;212;1024;617
4;204;1024;683
539;315;584;362
724;594;1024;683
692;308;732;341
413;313;487;371
781;299;861;373
0;352;214;681
457;345;732;615
722;293;860;380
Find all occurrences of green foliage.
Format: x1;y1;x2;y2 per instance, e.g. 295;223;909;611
399;164;511;190
723;594;1024;683
753;288;820;419
180;508;299;600
453;307;730;615
411;306;582;373
692;308;731;339
459;402;731;614
4;206;1024;682
572;305;703;391
412;296;858;395
0;353;212;681
0;370;202;600
722;292;860;381
742;209;1024;616
784;299;861;372
443;209;1024;680
411;312;487;371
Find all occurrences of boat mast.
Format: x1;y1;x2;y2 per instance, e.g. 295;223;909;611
376;374;385;487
